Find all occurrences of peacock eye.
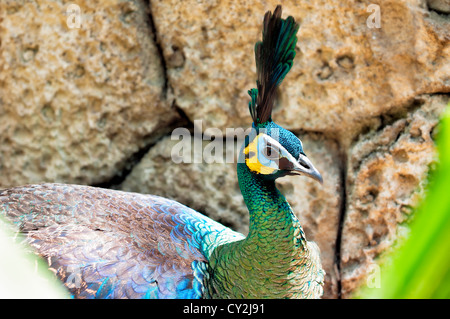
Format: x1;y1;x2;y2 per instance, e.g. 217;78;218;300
263;144;280;161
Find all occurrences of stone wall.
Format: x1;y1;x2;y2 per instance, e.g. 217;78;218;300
0;0;448;298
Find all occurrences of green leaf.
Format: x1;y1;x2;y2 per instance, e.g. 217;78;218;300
0;217;70;298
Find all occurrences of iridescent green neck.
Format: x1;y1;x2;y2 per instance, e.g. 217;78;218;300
204;162;312;298
237;162;303;241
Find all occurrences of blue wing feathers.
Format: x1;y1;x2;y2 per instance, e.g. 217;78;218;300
0;183;243;298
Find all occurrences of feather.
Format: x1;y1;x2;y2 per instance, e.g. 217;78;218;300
249;5;299;125
0;184;244;298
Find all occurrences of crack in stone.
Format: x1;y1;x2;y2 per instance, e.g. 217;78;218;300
146;0;169;100
171;100;194;128
91;115;186;190
91;1;194;190
334;146;347;299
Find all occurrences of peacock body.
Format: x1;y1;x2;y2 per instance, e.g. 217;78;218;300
0;6;325;299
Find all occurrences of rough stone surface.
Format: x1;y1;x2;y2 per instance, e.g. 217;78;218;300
427;0;450;14
151;0;449;146
340;94;449;298
120;132;342;298
0;0;179;188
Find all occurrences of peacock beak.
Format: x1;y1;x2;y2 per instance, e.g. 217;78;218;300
291;153;323;184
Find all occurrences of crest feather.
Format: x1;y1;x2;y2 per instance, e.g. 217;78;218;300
248;5;299;125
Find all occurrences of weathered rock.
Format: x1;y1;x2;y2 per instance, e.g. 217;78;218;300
340;94;449;298
150;0;449;146
120;132;343;298
427;0;450;14
0;0;178;188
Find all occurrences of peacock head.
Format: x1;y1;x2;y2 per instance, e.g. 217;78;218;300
241;6;322;184
241;120;323;184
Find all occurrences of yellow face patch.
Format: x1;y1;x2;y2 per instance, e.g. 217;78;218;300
244;133;277;175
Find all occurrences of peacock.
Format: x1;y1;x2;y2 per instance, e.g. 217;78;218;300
0;5;325;299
